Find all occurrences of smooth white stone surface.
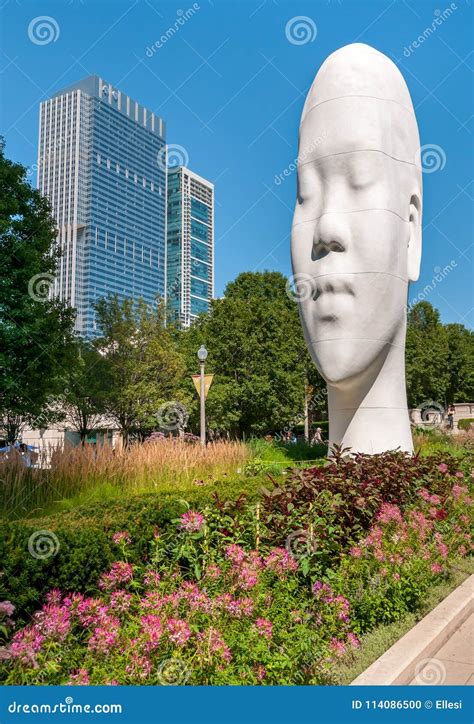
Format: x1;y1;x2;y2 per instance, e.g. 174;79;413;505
291;43;422;455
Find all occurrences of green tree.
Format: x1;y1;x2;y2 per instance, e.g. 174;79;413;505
61;340;107;444
179;271;326;437
0;139;76;443
94;296;187;445
405;301;449;408
444;323;474;403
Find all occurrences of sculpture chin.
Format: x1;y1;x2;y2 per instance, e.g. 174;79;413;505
302;328;394;389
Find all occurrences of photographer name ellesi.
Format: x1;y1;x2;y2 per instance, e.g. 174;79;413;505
436;700;463;709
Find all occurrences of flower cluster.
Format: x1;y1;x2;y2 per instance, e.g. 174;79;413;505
178;510;205;533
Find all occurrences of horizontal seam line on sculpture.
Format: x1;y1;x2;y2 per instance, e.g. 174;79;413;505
302;271;408;282
303;94;415;115
292;208;409;226
297;149;418;169
308;338;405;348
331;406;412;411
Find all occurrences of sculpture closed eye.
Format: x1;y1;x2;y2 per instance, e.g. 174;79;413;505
291;43;422;456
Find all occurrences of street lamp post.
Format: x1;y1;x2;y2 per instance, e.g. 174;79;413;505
197;345;208;447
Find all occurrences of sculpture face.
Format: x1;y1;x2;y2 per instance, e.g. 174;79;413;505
291;44;422;388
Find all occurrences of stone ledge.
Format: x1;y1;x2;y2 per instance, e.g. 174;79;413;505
350;574;474;685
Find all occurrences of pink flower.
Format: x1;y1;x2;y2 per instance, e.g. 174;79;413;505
458;545;467;556
88;616;120;654
452;484;468;499
34;604;70;641
329;637;346;657
179;510;205;533
45;589;62;606
264;547;299;575
110;590;132;614
125;653;152;681
143;570;161;588
167;618;191;646
0;601;15;617
225;544;246;564
76;598;109;627
377;503;403;525
455;471;464;478
237;563;259;590
99;562;133;591
204;564;221;580
438;463;449;474
197;627;232;663
255;618;273;639
67;669;90;685
347;632;360;649
431;563;443;574
393;572;400;581
140;614;163;651
255;665;266;681
112;531;131;545
9;627;44;667
350;546;362;558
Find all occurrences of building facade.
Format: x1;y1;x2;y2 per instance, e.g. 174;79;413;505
37;76;167;336
166;166;214;327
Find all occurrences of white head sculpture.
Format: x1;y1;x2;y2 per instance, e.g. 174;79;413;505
291;43;422;454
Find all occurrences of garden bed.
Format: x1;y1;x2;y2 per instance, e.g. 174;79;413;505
0;448;472;685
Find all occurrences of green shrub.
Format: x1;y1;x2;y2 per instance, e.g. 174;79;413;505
0;481;265;625
458;418;472;431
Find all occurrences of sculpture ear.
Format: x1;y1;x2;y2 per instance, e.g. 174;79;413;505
407;193;422;282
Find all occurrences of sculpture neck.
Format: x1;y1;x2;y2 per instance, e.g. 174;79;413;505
327;325;413;455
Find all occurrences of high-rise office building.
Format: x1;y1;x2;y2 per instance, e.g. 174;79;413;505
37;75;167;336
166;166;214;327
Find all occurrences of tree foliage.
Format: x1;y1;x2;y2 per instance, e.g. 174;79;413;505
94;296;187;444
179;271;326;437
405;301;473;407
0;139;76;442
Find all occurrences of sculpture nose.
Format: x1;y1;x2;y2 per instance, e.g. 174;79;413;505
312;213;347;261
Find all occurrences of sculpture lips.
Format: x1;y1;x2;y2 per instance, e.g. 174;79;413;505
314;277;355;301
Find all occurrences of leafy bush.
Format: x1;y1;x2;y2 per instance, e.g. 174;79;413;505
2;470;471;686
331;482;472;632
258;449;472;575
0;482;265;625
458;418;472;431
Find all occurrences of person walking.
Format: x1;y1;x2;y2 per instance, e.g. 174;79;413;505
447;404;455;431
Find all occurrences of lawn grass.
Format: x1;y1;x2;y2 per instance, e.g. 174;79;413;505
334;559;474;684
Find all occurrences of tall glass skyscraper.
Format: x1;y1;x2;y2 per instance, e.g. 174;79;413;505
166;166;214;328
37;76;167;336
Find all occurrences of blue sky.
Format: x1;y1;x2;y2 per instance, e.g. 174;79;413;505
1;0;472;327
